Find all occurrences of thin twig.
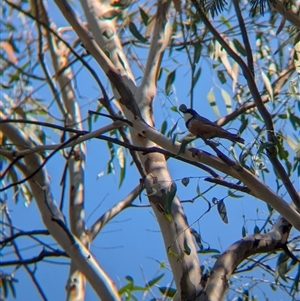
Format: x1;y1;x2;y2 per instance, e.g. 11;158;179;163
3;207;49;300
232;0;254;76
204;177;250;193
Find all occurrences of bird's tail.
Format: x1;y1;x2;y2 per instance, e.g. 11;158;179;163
227;134;244;144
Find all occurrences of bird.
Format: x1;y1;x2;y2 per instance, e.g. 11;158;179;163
179;104;245;144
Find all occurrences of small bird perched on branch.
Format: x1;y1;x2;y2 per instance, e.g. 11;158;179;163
179;104;245;144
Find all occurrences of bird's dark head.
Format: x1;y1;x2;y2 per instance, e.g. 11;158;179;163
179;104;198;123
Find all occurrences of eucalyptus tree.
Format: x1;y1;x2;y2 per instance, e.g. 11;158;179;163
1;0;299;300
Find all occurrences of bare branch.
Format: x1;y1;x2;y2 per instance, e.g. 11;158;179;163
137;0;172;104
3;207;49;301
88;185;140;241
204;177;250;193
232;0;254;75
1;119;121;301
198;213;292;301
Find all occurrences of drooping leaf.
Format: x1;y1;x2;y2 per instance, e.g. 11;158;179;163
242;226;247;237
275;252;289;282
198;248;220;254
217;70;226;84
20;183;32;207
193;40;202;64
177;138;192;156
181;177;190;187
167;246;179;259
261;70;273;101
145;186;158;196
167;119;179;138
158;286;177;298
129;22;148;43
192;67;201;87
139;6;149;26
160;120;167;135
165;182;177;220
232;38;246;56
165;70;176;96
228;190;243;198
2;277;8;298
117;147;126;188
217;199;228;224
221;89;232;114
8;167;19;203
146;274;164;287
207;88;220;118
7;278;16;298
190;228;202;250
212;197;218;204
183;238;191;255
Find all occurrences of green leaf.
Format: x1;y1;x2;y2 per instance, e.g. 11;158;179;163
289;110;300;130
212;197;218;204
228;190;243;198
167;120;179;138
125;275;134;283
196;183;201;195
146;274;164;287
176;138;192;156
239;115;248;134
207;88;220;118
242;226;246;237
139;7;149;26
190;228;202;250
183;238;191;255
129;22;148;43
193;41;202;64
254;225;260;234
232;38;246;56
117;53;126;70
170;105;178;112
88;114;92;132
145;186;158;196
192;67;201;87
217;199;228;224
2;277;8;298
261;70;273;101
165;70;176;95
221;89;232;114
165;182;177;218
198;248;220;254
158;286;177;298
220;16;231;29
181;177;190;187
167;246;178;259
275;252;289;282
8;167;19;203
8;278;16;298
217;70;226;84
160;120;167;135
117;147;125;188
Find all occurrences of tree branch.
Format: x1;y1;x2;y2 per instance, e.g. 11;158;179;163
232;0;254;76
87;185;140;241
269;0;300;29
1;118;121;301
191;0;300;213
198;212;292;301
